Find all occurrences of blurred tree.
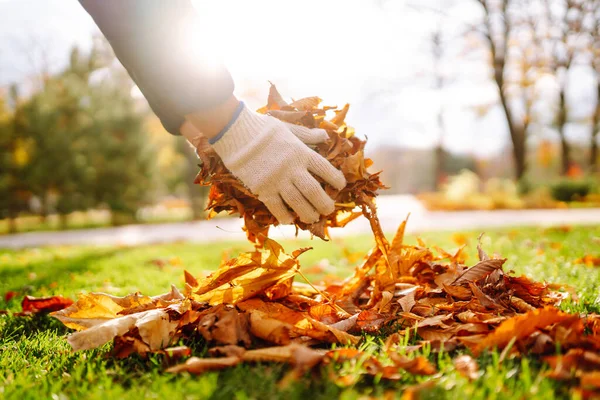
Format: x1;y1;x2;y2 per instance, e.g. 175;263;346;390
540;0;586;175
176;138;208;220
82;64;156;226
588;0;600;173
17;45;106;228
145;115;207;220
431;30;447;190
0;86;31;233
474;0;531;180
11;38;158;228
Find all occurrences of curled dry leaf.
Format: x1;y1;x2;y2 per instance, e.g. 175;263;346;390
452;259;506;285
187;239;300;305
67;309;180;351
168;344;324;379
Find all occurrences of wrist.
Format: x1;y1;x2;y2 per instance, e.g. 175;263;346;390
183;96;241;140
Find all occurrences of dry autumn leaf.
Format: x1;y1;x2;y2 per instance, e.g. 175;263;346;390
574;255;600;267
453;355;479;380
166;356;241;374
21;295;74;314
473;307;574;355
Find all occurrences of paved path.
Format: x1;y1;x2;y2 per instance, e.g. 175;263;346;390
1;195;599;249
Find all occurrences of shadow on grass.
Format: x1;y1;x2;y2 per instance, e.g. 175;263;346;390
0;248;127;294
1;313;71;340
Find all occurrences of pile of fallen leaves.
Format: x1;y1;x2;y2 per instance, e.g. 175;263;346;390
193;83;387;243
44;220;600;395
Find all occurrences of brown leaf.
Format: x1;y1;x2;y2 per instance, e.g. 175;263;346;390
398;290;416;313
443;284;472;300
580;371;600;389
162;346;192;361
454;355;479;380
290;96;321;110
468;282;501;310
112;334;151;359
239;298;359;345
474;306;574;355
356;309;387;333
197;306;251;346
209;345;247;358
266;82;289;110
477;234;490;261
184;270;198;287
166;356;241;374
319;120;340;130
192;239;299;305
388;353;437;375
242;343;323;367
418;327;454;342
452;259;506;285
330;103;350;127
267;110;316;127
417;314;453;328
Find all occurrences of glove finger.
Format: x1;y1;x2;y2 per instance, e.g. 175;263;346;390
280;185;320;224
285;123;328;145
308;154;347;191
261;194;294;225
294;172;335;216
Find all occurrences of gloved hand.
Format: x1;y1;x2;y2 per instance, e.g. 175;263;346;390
209;102;346;224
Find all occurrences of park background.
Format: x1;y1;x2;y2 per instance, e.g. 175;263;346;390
1;0;599;236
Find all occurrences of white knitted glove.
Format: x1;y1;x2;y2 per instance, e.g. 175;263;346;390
210;103;346;224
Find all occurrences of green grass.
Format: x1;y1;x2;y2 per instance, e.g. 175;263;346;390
1;225;599;399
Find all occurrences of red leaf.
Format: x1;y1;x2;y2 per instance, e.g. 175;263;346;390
21;295;74;314
4;291;18;302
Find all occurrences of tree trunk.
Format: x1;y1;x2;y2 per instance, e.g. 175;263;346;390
59;213;68;230
8;216;17;234
592;129;599;174
557;90;571;175
39;193;48;224
478;0;526;181
559;133;571;175
180;141;207;220
497;88;527;180
434;145;445;191
591;83;600;174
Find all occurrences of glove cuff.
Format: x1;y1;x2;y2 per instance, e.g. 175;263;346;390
210;103;273;158
208;101;245;145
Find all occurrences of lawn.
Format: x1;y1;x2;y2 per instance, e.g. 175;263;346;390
1;226;599;399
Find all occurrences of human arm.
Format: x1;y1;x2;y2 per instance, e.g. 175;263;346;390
79;0;346;224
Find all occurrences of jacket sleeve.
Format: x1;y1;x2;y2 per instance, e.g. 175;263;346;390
79;0;235;135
